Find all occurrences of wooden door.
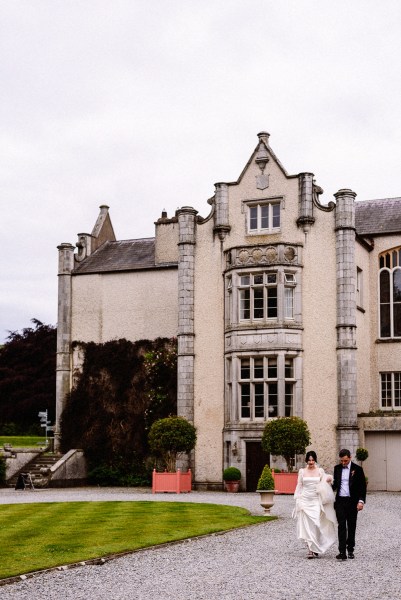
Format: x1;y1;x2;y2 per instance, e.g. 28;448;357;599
246;441;270;492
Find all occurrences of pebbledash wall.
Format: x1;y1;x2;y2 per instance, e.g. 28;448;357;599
56;132;401;491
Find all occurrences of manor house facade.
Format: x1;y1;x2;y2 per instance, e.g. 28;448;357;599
56;132;401;491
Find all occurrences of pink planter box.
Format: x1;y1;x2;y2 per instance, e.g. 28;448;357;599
152;468;192;494
271;471;298;494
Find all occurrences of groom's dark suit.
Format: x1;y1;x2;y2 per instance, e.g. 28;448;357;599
332;461;366;555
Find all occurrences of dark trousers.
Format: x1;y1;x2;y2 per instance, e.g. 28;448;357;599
335;497;358;553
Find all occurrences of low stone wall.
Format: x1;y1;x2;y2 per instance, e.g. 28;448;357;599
49;449;88;487
3;448;45;480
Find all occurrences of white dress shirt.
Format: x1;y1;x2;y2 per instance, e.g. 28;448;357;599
339;464;350;497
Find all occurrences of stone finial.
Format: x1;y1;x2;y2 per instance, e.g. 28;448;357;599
255;132;270;190
257;131;270;144
75;233;92;262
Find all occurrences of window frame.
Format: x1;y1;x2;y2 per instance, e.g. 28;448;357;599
246;199;281;234
380;372;401;410
356;267;363;309
228;353;297;422
238;272;278;322
379;248;401;338
231;269;297;325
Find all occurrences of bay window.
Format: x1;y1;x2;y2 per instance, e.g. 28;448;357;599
227;354;297;422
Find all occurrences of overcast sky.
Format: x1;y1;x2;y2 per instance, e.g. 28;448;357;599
1;1;401;343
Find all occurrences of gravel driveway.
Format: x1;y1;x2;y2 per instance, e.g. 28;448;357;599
0;488;399;600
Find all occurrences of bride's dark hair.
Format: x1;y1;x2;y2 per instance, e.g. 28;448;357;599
305;450;317;462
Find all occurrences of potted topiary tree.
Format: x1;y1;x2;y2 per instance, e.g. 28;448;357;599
355;447;369;467
256;464;276;513
223;466;241;492
262;416;310;494
148;416;197;493
355;447;369;486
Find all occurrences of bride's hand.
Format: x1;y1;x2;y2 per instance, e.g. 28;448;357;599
326;475;333;483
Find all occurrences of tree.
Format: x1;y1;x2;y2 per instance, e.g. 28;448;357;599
261;416;311;472
148;416;197;472
0;319;56;432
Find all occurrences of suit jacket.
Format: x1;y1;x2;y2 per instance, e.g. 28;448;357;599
332;461;367;506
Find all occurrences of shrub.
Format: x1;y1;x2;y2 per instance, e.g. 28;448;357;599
257;465;275;490
355;447;369;464
223;467;241;481
262;416;311;472
148;416;197;472
88;463;151;487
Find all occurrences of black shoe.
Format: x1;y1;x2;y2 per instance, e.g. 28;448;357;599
348;552;355;559
336;553;347;560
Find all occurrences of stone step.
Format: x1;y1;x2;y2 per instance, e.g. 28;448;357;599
8;453;61;488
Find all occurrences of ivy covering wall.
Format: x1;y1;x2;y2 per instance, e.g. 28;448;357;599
60;337;177;484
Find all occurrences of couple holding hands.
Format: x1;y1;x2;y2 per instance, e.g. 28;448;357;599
293;449;367;560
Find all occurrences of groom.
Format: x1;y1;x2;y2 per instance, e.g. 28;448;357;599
332;449;366;560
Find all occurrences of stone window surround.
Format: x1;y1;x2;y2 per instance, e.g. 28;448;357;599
242;196;283;235
380;371;401;410
226;266;301;327
378;265;401;339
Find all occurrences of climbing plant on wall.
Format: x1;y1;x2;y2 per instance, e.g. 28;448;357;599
60;337;177;484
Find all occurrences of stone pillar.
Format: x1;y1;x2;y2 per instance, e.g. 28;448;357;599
177;207;198;426
55;243;75;451
213;183;230;240
297;173;315;232
334;189;359;454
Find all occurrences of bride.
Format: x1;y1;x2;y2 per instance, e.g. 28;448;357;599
293;450;337;558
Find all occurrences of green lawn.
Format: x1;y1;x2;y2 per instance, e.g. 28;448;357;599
0;436;47;448
0;501;273;579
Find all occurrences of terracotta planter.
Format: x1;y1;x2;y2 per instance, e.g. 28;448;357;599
224;480;240;493
258;490;276;513
152;468;192;494
271;471;298;494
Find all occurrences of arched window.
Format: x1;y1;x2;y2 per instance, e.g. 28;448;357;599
379;248;401;338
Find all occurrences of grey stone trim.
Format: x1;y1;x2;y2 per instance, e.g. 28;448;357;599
176;208;198;430
225;243;303;270
336;425;360;457
213;183;231;240
297;173;315;228
225;329;303;353
335;189;359;452
55;243;75;450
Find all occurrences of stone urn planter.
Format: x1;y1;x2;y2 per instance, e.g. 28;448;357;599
258;489;276;514
257;465;276;513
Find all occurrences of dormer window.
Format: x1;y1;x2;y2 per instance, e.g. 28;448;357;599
247;200;280;234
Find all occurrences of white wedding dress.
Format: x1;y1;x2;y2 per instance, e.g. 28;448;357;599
293;470;337;555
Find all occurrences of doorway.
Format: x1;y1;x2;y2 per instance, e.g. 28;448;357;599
246;441;270;491
364;431;401;491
